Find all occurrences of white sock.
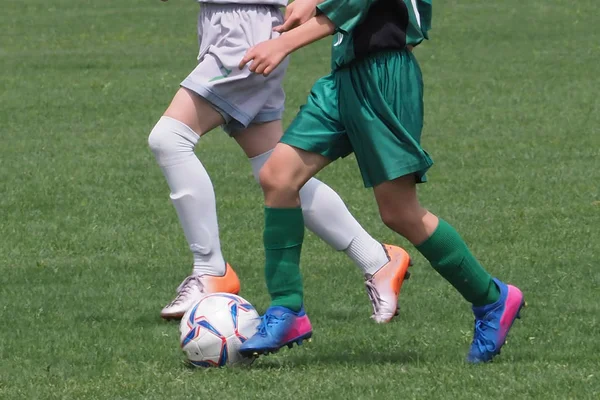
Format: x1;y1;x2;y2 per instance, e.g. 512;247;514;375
249;150;388;275
343;233;389;276
149;116;226;277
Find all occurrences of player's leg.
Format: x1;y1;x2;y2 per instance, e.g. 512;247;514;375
239;74;346;356
239;143;330;356
344;49;524;362
149;89;241;320
149;4;260;319
154;3;300;320
373;177;525;363
235;121;391;280
374;176;499;304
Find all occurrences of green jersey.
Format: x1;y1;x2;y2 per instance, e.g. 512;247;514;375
317;0;432;70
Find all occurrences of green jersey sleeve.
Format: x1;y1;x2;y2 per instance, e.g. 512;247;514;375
317;0;374;34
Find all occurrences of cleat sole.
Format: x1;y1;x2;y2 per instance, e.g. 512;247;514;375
161;314;184;321
391;259;412;318
404;257;413;281
240;332;313;358
516;300;526;319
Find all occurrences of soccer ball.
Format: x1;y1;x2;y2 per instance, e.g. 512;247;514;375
179;293;260;367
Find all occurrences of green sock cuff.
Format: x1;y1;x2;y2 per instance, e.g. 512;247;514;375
270;295;303;312
416;218;499;306
264;207;304;250
416;218;463;263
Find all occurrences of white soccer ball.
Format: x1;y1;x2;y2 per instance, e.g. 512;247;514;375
179;293;260;367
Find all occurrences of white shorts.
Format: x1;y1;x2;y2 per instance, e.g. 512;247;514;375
181;4;288;134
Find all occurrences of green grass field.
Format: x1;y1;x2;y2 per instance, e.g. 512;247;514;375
1;1;599;399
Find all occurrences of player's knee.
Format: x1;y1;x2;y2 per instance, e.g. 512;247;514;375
379;207;397;231
148;127;164;158
258;161;280;192
258;160;299;195
379;206;420;237
149;118;173;156
148;117;198;165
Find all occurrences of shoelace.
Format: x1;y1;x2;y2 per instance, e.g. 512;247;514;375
472;316;500;353
365;278;383;317
256;313;284;337
167;276;203;307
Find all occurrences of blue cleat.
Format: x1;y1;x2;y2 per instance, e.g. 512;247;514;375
239;306;313;357
467;278;525;363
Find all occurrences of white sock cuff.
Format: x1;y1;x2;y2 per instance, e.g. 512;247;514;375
344;233;389;275
249;149;274;181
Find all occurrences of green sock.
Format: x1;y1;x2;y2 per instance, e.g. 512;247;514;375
263;207;304;312
416;219;500;307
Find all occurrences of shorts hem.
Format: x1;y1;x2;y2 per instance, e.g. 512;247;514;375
223;109;285;136
181;79;253;127
253;109;284;123
363;160;433;188
280;135;349;161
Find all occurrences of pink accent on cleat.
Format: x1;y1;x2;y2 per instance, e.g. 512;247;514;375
282;314;313;343
500;285;524;336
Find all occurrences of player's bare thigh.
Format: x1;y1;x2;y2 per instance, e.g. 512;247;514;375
233;121;284;158
163;87;224;136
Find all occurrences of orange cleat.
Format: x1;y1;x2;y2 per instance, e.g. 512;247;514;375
364;244;412;323
160;263;241;320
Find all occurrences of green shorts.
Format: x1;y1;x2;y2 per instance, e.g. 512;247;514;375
281;50;433;188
